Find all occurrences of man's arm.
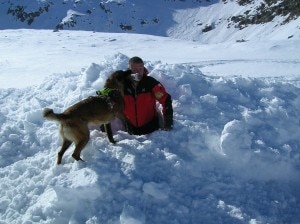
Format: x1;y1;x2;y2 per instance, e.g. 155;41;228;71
152;84;174;130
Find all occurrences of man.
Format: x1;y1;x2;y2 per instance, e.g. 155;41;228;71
123;56;173;135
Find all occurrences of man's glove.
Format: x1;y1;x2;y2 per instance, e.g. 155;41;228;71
164;114;173;130
164;94;173;130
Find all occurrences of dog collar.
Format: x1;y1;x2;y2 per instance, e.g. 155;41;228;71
96;87;112;96
96;88;117;110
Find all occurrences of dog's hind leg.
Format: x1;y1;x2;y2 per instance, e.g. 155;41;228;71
72;127;90;162
104;123;116;144
72;138;89;162
57;139;72;165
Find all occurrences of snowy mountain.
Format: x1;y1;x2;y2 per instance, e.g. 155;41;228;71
1;0;300;42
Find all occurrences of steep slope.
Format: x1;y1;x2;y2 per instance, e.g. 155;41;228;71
1;0;299;43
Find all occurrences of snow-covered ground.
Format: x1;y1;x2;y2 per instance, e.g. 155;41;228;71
0;29;300;224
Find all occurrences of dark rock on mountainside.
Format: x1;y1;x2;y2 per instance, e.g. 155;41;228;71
227;0;300;29
7;3;52;25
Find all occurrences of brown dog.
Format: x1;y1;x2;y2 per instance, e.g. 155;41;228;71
43;70;131;164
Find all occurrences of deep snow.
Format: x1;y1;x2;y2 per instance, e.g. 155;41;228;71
0;29;300;224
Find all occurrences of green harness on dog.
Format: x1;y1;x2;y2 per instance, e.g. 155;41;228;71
96;87;112;96
96;87;116;110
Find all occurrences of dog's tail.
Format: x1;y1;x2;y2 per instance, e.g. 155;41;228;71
43;108;64;121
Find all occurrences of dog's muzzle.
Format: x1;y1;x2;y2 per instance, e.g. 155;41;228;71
131;73;143;82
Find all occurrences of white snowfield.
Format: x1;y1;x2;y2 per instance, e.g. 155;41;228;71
0;29;300;224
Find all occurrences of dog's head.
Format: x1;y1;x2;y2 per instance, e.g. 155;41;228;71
104;70;131;96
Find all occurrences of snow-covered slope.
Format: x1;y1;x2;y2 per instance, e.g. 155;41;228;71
1;0;299;43
0;29;300;224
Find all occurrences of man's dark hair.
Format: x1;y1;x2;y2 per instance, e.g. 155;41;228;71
129;56;144;64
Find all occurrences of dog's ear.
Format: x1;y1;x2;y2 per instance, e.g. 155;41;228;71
124;69;132;76
114;70;131;81
122;69;132;80
116;70;124;81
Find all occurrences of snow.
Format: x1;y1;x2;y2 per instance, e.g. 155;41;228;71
2;0;299;43
0;29;300;224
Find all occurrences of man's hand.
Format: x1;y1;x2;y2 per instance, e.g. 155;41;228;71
163;94;173;131
164;114;173;131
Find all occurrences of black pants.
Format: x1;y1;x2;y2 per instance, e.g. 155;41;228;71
129;116;159;135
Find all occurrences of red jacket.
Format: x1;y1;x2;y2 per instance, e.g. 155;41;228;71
123;71;173;134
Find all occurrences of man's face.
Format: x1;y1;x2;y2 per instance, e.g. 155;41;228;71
129;62;144;82
129;63;144;76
